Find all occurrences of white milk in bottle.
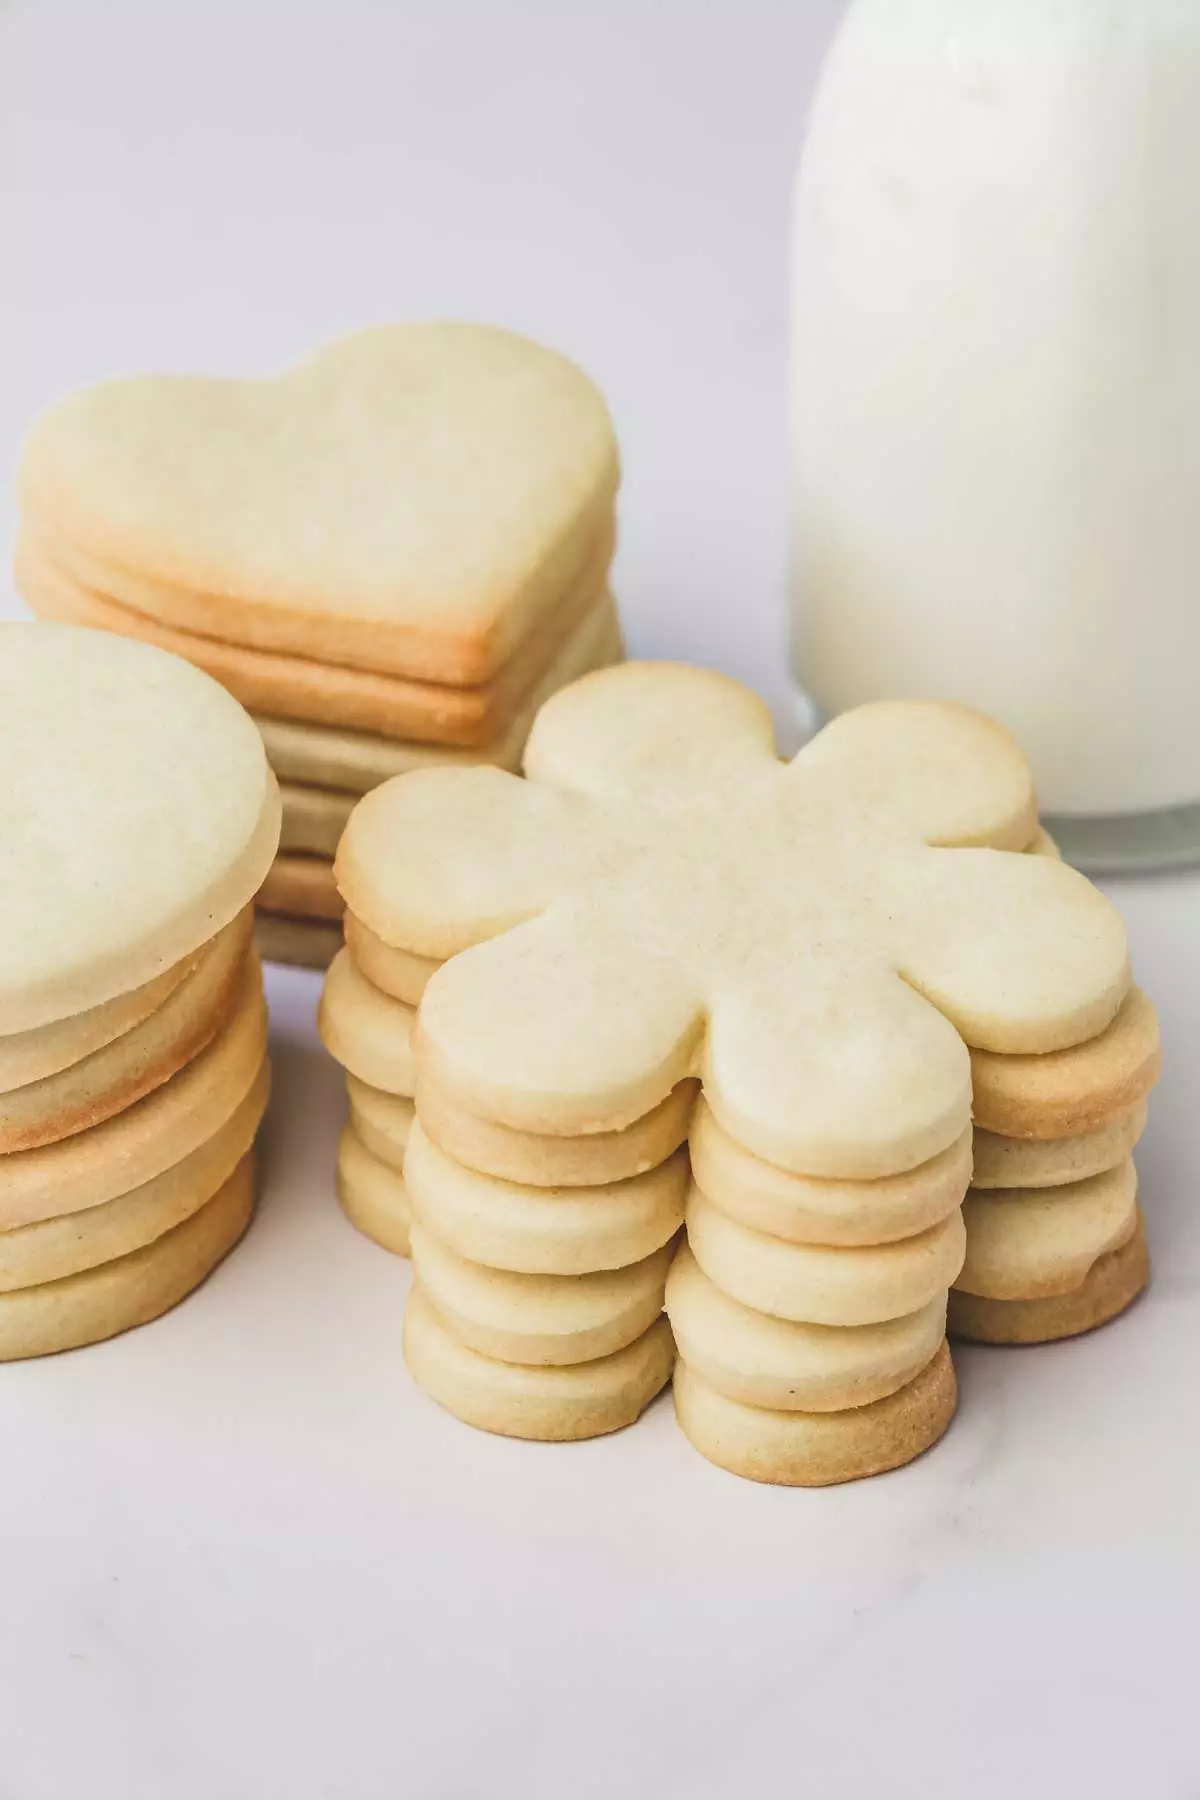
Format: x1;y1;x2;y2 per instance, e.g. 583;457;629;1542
791;0;1200;868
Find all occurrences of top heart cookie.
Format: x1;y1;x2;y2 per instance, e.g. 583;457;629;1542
0;621;279;1033
19;324;618;685
336;665;1130;1179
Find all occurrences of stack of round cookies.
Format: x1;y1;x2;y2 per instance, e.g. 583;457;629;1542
667;1104;967;1485
15;322;623;970
951;988;1160;1343
317;909;682;1442
0;623;279;1358
319;664;1138;1480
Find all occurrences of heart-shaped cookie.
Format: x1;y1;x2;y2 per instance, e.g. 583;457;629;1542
19;323;619;684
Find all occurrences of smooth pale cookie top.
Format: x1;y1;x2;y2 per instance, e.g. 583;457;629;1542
0;623;279;1033
340;666;1129;1178
20;324;618;684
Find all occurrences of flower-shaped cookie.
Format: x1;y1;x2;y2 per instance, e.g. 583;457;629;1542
337;665;1129;1178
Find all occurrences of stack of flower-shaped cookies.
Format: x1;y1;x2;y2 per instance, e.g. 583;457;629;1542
0;623;279;1358
951;987;1160;1343
14;323;623;969
324;664;1136;1481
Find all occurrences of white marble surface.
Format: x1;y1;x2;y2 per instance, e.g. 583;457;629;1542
2;4;1199;1796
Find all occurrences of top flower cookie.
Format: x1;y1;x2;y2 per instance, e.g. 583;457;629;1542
19;324;618;684
336;665;1130;1179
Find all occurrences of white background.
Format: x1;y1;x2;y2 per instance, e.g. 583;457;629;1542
1;4;1198;1797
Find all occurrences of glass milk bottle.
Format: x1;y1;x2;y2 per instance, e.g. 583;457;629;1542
791;0;1200;870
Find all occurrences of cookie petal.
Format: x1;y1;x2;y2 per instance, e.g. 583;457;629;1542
524;661;778;801
896;847;1130;1054
703;960;972;1179
334;767;598;958
416;905;705;1132
794;701;1037;850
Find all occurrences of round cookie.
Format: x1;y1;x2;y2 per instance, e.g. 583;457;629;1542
689;1099;971;1246
666;1243;947;1413
318;949;415;1096
0;956;266;1230
403;1284;675;1442
956;1160;1138;1300
345;1076;413;1173
411;1226;671;1366
672;1339;957;1487
259;854;344;923
0;909;251;1154
415;1076;697;1188
0;1152;256;1361
337;1123;411;1256
970;987;1161;1139
404;1122;686;1274
0;939;201;1096
686;1188;966;1327
971;1103;1147;1189
0;1067;268;1292
344;912;441;1006
254;911;342;971
0;621;279;1033
949;1210;1149;1344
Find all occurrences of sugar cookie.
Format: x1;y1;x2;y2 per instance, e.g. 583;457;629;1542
0;955;266;1230
0;1066;268;1292
0;939;201;1096
259;854;343;922
345;1076;413;1173
0;908;250;1154
414;1076;697;1188
949;1211;1148;1344
672;1339;956;1487
970;988;1160;1138
318;949;415;1095
411;1226;671;1366
253;596;622;792
0;1152;255;1361
343;914;441;1006
403;1122;686;1274
340;669;1127;1173
689;1100;971;1246
337;1123;411;1256
0;623;279;1033
686;1189;966;1327
971;1103;1146;1189
253;911;342;971
666;1243;946;1414
403;1284;674;1442
20;323;619;684
956;1161;1138;1300
279;783;354;859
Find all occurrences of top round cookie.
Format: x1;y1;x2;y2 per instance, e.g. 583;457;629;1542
0;622;280;1033
19;324;619;685
338;665;1131;1177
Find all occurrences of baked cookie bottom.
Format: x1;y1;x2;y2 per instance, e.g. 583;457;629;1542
948;1209;1149;1345
672;1339;957;1487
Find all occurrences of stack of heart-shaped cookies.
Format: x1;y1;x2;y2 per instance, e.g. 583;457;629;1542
319;664;1140;1480
0;623;279;1357
15;323;623;969
950;988;1160;1343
